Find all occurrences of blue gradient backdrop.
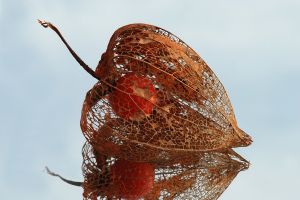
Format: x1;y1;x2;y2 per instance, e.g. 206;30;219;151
1;0;300;199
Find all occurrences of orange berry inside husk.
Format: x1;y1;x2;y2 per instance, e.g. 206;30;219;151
109;73;157;120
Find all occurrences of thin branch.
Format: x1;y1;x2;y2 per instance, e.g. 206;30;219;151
45;166;83;187
38;19;100;80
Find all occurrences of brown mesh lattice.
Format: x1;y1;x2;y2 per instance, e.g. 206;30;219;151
80;24;252;163
82;142;248;200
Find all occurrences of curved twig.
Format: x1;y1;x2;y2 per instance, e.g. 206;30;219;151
38;19;99;80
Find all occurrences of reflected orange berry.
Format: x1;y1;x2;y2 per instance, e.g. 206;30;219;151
110;159;155;199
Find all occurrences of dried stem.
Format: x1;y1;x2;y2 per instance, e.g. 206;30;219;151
38;19;99;80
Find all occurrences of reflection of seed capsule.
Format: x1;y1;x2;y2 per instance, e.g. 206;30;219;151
81;143;250;200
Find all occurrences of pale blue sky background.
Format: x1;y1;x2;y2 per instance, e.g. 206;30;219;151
1;0;300;199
